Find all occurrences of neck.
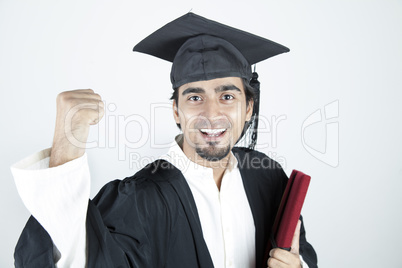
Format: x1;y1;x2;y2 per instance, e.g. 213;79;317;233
200;154;230;190
181;141;231;190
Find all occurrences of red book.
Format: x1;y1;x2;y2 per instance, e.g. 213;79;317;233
268;170;311;253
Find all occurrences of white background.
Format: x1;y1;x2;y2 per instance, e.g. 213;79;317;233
1;0;401;267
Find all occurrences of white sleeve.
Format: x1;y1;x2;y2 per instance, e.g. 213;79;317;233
11;148;90;268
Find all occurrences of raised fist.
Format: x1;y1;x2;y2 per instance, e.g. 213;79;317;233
50;89;104;167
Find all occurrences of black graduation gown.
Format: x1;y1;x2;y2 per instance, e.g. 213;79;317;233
14;147;318;268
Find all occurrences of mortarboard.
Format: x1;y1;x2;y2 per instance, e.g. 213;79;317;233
133;12;289;149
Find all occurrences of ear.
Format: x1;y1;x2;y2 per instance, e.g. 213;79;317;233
173;100;180;124
245;98;254;122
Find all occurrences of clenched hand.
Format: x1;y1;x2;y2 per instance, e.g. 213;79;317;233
49;89;104;167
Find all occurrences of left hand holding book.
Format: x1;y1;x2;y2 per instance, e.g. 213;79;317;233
267;220;302;268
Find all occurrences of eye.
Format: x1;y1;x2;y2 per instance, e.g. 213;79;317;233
221;94;234;101
188;95;202;101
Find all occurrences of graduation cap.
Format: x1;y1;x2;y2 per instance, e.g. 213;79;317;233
133;12;289;149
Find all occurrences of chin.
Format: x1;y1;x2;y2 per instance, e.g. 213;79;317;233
195;143;232;162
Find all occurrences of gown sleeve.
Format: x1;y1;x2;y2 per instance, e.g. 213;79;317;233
11;148;89;267
299;215;318;268
12;151;171;268
84;175;173;267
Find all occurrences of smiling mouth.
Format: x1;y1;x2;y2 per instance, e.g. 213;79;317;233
199;128;227;137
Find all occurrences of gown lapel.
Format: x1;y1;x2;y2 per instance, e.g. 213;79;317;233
162;161;215;268
234;149;267;268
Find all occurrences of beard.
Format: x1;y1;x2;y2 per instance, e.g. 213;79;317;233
190;117;233;161
195;141;231;162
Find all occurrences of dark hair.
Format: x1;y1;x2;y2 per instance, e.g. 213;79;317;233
171;78;255;130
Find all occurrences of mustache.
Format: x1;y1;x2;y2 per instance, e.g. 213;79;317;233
193;118;231;129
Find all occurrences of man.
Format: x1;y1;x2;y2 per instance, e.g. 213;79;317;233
12;13;317;267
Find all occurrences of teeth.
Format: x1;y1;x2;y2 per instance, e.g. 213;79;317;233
200;128;226;136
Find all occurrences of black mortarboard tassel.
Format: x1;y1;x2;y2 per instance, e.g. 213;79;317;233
248;70;260;150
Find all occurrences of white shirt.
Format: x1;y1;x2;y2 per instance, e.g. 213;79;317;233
161;141;256;268
11;144;309;267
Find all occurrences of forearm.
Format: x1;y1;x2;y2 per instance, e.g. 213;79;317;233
49;111;89;167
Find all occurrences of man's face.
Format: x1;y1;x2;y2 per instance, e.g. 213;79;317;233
173;77;253;163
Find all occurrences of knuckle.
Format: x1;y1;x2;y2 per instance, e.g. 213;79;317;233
56;92;74;108
267;257;275;267
98;107;105;116
57;91;69;101
270;249;277;258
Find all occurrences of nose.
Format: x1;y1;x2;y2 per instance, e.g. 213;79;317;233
199;99;231;129
203;99;221;119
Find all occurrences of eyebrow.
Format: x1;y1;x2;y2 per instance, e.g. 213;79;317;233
182;87;205;96
214;84;242;93
181;84;242;96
